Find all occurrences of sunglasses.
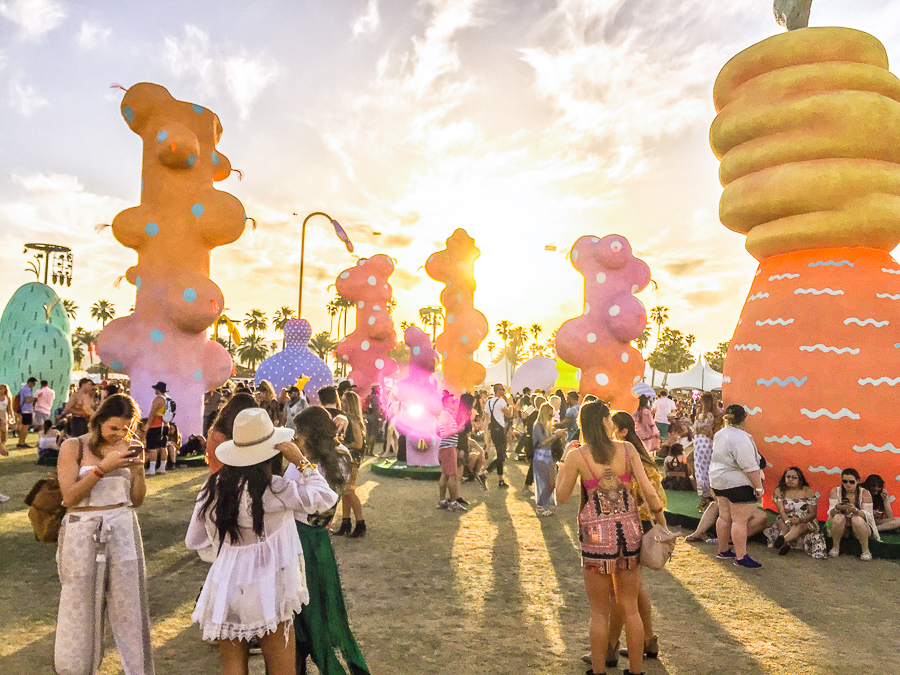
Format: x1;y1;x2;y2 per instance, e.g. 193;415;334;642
842;479;857;485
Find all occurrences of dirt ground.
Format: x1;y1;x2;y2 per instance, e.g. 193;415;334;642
1;438;898;675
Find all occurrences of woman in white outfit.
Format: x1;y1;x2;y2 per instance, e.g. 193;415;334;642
186;408;338;675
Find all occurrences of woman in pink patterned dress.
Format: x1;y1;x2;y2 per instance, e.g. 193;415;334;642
631;395;660;455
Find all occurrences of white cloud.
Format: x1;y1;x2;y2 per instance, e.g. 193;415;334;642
8;74;47;115
0;0;66;41
162;25;279;120
0;50;7;70
352;0;380;38
77;20;111;50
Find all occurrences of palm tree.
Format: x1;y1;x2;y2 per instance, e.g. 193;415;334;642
399;320;413;332
326;299;341;337
77;329;98;366
71;327;89;367
386;298;397;314
243;309;267;336
486;341;496;360
530;323;542;342
634;325;652;356
91;300;116;327
309;332;338;362
62;299;78;322
237;333;269;371
419;306;444;342
495;320;513;349
650;305;669;349
273;306;295;348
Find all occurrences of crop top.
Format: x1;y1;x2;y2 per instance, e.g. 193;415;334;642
579;445;632;492
72;466;132;508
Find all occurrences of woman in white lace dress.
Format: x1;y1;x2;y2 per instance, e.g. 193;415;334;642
186;408;337;674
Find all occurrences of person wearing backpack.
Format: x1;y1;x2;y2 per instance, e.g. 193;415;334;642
144;382;172;475
484;383;515;488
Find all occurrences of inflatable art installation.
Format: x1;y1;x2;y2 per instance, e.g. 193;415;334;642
392;326;441;466
711;27;900;516
255;318;332;404
334;255;398;391
97;83;246;435
425;229;488;395
0;283;73;402
555;235;650;410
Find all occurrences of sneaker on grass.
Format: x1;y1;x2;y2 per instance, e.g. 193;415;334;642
715;549;736;559
436;499;450;509
733;555;762;568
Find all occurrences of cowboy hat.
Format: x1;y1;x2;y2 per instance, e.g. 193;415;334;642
152;381;168;393
215;408;295;467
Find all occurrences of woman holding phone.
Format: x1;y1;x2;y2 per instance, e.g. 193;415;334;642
55;393;154;674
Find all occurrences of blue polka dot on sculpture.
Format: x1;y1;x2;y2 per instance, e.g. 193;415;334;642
111;360;124;371
123;106;134;122
191;203;204;217
192;103;204;114
194;369;203;381
183;288;197;302
145;222;159;237
157;130;168;142
150;329;164;343
135;276;142;289
212;151;219;165
412;346;421;356
186;155;197;167
461;335;468;345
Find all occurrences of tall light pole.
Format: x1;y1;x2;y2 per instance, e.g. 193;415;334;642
293;212;353;317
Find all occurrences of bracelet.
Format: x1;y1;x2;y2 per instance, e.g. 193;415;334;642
92;466;105;479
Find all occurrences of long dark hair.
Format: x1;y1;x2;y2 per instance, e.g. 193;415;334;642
840;467;862;506
212;393;257;439
636;394;650;411
457;393;475;432
294;406;345;486
776;466;809;494
611;411;654;466
579;400;616;464
862;474;886;512
199;454;283;547
88;394;141;453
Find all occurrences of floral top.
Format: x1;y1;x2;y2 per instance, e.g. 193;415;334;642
693;412;714;438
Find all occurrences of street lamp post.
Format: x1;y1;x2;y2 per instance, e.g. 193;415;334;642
293;212;351;317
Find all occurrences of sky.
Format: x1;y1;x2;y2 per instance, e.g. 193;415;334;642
2;0;900;363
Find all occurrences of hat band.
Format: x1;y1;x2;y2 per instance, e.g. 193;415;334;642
233;428;276;448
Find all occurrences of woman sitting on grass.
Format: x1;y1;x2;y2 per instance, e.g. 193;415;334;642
660;443;693;491
764;467;826;558
827;468;878;561
862;474;900;533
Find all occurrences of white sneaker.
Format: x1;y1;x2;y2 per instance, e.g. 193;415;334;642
860;551;872;561
436;499;449;509
829;547;839;558
157;464;166;474
146;465;156;476
0;493;9;503
448;501;467;512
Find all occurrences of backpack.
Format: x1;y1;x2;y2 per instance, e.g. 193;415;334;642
11;392;21;414
162;396;177;423
25;475;66;543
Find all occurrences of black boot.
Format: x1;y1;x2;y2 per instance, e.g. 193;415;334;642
348;520;367;538
333;518;352;536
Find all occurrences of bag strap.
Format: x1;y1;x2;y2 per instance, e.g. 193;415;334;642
579;445;601;481
77;436;84;467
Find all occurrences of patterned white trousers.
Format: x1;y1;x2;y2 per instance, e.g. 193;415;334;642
693;435;713;498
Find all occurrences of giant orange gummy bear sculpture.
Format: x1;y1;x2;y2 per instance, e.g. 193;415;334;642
97;83;246;435
424;229;488;395
334;254;399;391
711;28;900;516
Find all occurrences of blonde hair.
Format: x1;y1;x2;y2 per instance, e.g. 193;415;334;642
549;395;561;411
342;390;364;426
257;380;276;400
0;384;8;398
536;403;553;437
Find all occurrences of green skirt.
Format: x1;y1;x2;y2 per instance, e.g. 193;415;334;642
294;522;370;675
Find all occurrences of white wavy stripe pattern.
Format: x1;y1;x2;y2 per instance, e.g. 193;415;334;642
756;318;794;326
757;376;807;387
808;466;843;475
876;293;900;300
799;345;859;354
765;435;812;445
882;268;900;275
744;406;761;415
769;273;799;280
809;260;853;267
853;443;900;454
747;292;769;301
794;288;843;295
734;344;761;351
858;377;900;386
801;408;860;420
844;318;889;327
722;375;731;383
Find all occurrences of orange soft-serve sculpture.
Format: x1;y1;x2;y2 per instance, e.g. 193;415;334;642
711;27;900;516
425;229;488;395
98;83;246;435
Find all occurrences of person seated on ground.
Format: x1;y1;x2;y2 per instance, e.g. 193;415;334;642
685;497;768;543
764;467;826;558
661;443;693;491
861;474;900;533
827;468;879;561
36;419;63;465
179;434;206;457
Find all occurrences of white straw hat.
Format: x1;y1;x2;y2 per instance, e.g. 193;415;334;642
215;408;295;467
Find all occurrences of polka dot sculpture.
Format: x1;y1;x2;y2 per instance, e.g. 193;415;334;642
554;235;650;410
334;255;398;392
711;27;900;517
96;83;246;435
255;319;332;405
392;326;441;466
424;229;488;395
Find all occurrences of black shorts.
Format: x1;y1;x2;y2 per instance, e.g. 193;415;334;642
146;426;168;450
20;413;33;426
713;485;757;504
67;416;89;437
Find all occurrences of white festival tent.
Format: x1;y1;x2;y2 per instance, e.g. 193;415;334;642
643;357;723;391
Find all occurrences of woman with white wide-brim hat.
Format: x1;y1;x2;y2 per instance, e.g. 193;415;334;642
186;408;338;675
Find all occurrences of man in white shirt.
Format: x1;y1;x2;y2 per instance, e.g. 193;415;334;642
651;390;677;440
33;380;55;428
484;383;515;488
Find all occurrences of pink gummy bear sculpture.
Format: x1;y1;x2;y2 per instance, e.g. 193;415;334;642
555;235;650;409
334;255;399;391
97;83;246;435
424;229;488;395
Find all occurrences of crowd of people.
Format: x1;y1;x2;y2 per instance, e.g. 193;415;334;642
1;369;897;675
